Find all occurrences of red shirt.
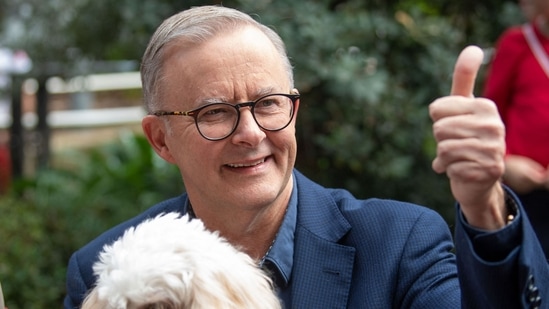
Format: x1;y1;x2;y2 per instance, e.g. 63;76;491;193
0;144;10;193
483;22;549;166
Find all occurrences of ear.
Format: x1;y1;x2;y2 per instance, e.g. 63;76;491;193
291;88;300;117
142;115;177;164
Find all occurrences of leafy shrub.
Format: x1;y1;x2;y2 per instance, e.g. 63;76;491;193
0;132;181;308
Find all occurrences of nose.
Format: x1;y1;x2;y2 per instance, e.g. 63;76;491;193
230;107;266;146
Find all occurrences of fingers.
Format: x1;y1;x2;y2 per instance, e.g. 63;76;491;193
430;45;504;177
450;45;484;97
431;45;506;229
429;97;496;122
432;136;504;177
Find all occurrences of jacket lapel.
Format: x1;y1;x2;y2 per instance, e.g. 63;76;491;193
290;171;356;308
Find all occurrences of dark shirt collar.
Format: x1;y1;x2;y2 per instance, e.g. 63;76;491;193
262;176;297;289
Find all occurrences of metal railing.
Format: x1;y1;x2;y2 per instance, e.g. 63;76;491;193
2;71;143;177
0;71;143;129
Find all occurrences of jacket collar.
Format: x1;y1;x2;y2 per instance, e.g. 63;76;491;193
288;169;356;308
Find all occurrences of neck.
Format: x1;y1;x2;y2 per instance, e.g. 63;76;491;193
217;204;287;262
188;175;294;261
189;195;291;262
536;16;549;38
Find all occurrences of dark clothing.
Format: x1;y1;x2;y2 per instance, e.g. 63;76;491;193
65;170;549;309
519;189;549;259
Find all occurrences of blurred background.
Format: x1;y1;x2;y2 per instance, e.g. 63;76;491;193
0;0;527;307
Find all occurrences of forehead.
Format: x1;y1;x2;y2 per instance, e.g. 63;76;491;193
159;26;289;106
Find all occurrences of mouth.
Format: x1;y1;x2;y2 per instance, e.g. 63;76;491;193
226;158;266;168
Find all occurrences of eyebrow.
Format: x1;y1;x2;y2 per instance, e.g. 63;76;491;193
197;87;279;105
201;97;229;105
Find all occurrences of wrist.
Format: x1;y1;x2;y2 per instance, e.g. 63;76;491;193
504;191;518;226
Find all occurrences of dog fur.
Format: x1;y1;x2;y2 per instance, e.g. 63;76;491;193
81;212;281;309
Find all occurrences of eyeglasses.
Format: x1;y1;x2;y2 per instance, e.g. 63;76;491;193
152;93;300;141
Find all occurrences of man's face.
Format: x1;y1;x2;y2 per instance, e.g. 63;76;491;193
143;26;299;213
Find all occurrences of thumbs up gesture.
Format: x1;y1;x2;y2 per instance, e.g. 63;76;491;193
429;46;508;230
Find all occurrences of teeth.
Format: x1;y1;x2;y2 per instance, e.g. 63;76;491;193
227;159;265;168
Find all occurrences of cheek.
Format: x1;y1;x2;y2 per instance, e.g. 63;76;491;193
273;129;298;161
165;127;207;165
170;140;213;185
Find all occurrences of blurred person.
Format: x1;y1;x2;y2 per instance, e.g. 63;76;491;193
65;5;548;308
0;130;10;194
483;0;549;258
80;213;281;309
0;138;9;194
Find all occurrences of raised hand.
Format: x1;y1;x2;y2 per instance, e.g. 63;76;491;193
429;46;507;230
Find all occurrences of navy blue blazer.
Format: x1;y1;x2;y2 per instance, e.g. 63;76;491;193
65;170;548;308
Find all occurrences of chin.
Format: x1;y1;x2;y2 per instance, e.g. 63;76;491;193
81;212;281;309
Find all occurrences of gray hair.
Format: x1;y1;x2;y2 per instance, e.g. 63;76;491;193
140;5;294;113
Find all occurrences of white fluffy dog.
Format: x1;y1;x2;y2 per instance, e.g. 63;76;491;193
81;212;281;309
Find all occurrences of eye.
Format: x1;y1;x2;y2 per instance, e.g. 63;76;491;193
203;106;230;116
256;96;285;110
255;95;290;115
197;104;235;122
257;98;277;107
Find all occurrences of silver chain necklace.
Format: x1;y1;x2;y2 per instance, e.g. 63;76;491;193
258;205;289;267
258;232;278;267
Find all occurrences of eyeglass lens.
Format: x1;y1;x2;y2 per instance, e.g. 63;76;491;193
196;94;294;140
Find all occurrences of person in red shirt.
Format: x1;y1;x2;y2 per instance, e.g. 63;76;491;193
0;141;10;194
483;0;549;258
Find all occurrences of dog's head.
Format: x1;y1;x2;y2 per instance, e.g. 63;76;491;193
81;212;281;309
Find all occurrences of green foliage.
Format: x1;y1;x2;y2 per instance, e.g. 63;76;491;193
0;0;220;75
0;133;182;308
0;196;66;306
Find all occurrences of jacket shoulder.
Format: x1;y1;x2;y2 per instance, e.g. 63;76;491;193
69;195;187;287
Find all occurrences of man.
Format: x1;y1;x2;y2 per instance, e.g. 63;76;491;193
65;5;548;308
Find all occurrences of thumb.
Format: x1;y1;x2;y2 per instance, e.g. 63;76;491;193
450;45;484;97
